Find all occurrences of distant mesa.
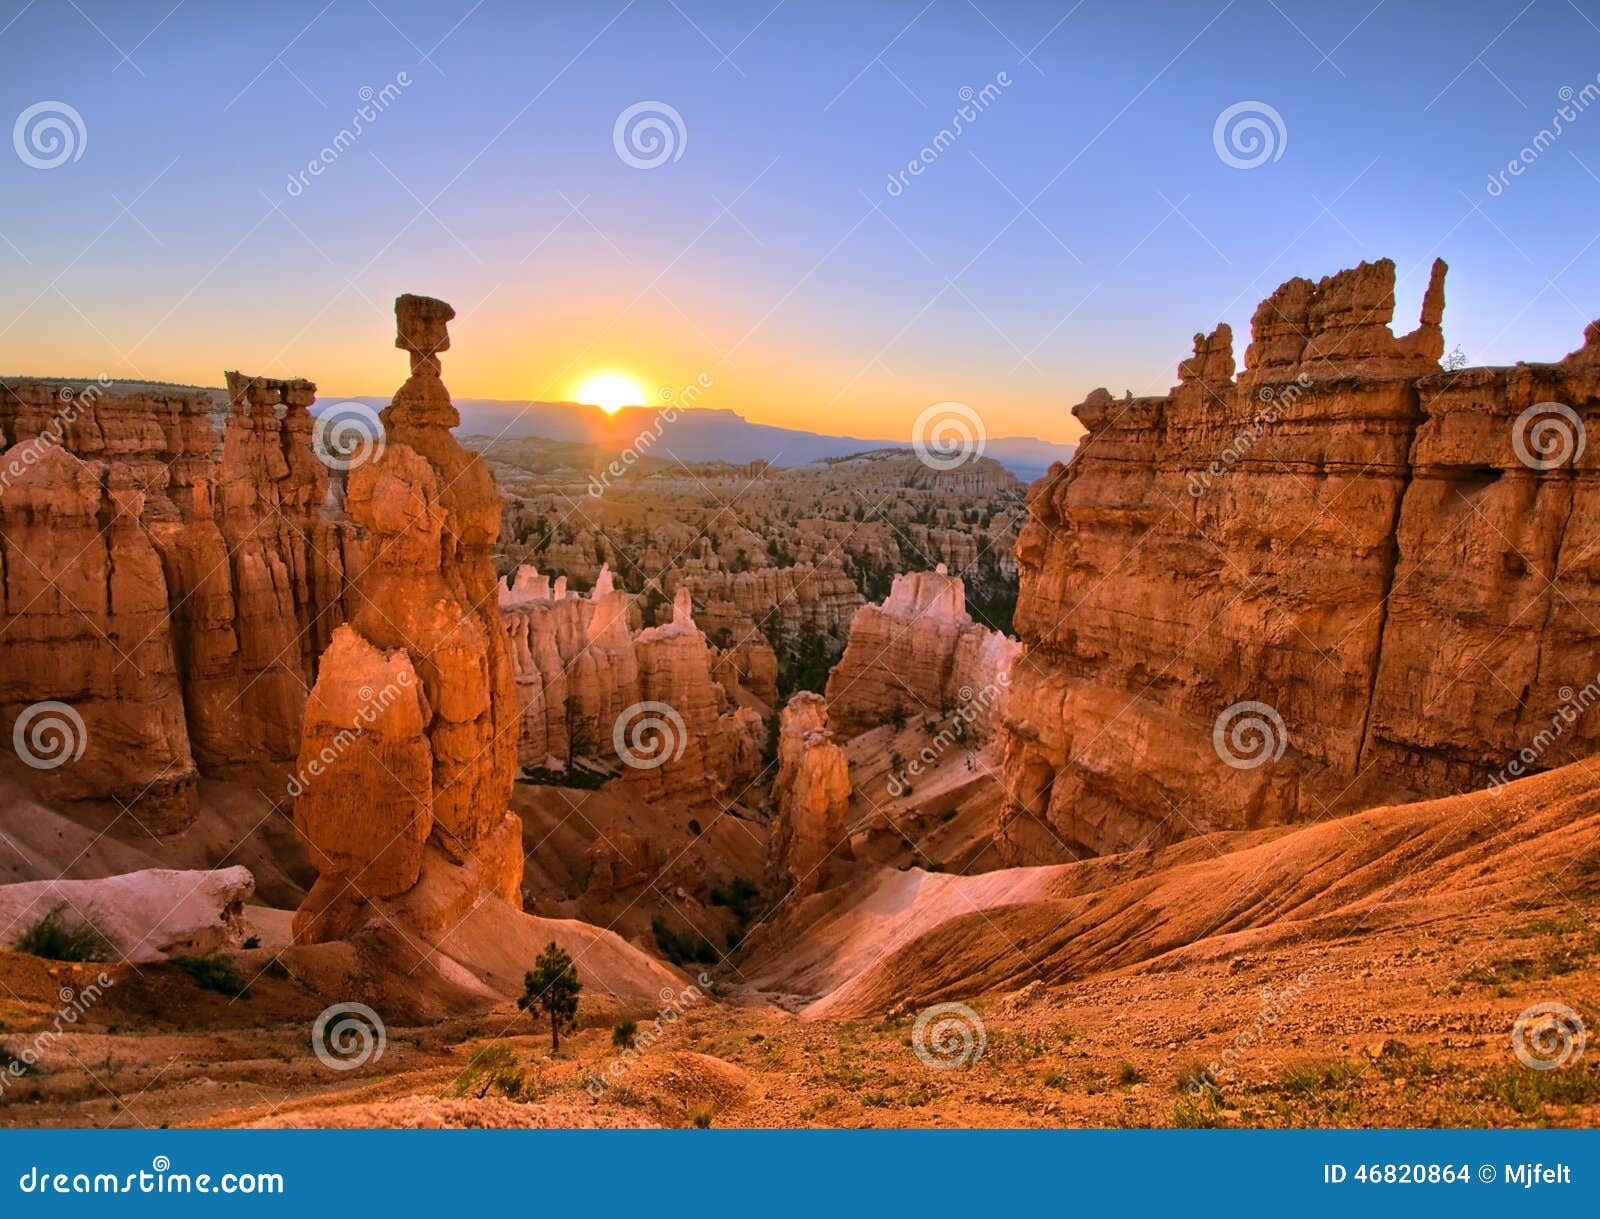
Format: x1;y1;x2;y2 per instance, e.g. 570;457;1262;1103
321;395;1076;481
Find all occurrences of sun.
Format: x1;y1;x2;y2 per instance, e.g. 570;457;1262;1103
575;372;646;414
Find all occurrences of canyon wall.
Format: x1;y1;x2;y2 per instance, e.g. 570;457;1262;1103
665;561;863;658
825;565;1020;740
0;374;348;832
1000;257;1600;861
1;353;768;859
500;567;764;802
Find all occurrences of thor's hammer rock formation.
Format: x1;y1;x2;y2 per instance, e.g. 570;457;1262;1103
291;295;524;943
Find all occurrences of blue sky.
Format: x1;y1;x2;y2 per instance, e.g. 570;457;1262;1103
3;0;1598;441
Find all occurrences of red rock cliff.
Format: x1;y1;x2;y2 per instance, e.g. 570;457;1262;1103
1001;258;1600;861
0;375;347;831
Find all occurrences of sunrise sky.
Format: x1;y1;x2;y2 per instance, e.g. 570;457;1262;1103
4;0;1600;443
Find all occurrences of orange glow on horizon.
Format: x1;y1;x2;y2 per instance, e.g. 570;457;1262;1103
573;371;646;414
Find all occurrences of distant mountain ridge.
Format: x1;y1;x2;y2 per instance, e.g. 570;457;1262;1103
337;395;1076;482
0;376;1077;482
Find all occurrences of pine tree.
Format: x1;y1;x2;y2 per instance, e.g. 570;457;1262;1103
519;941;581;1053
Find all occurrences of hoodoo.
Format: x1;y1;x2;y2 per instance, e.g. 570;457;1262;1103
290;295;524;943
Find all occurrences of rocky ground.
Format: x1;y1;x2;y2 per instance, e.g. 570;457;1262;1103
3;760;1595;1129
1;895;1593;1129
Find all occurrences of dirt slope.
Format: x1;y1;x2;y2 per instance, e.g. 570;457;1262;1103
740;758;1600;1018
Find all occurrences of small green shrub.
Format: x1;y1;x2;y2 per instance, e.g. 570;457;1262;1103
520;765;606;790
172;953;251;999
651;917;717;966
709;877;761;925
1170;1096;1224;1128
1280;1058;1359;1095
1489;1062;1600;1116
13;905;112;963
612;1018;638;1049
453;1043;524;1099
